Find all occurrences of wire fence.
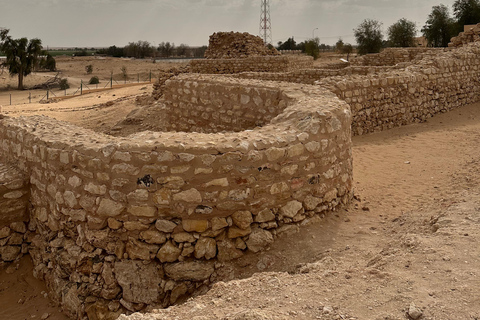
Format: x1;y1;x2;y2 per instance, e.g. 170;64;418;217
0;72;154;107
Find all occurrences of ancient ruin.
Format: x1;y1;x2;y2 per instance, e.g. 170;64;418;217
2;31;480;319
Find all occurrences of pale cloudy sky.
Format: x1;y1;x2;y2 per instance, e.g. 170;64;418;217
0;0;457;48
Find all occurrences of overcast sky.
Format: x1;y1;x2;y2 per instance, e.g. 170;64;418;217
0;0;457;48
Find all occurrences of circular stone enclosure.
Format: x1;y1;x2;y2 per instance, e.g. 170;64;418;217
0;74;354;318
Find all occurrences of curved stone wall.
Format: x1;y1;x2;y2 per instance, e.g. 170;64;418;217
0;75;353;319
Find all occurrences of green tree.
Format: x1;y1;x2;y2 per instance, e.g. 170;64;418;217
342;43;354;61
0;29;43;89
453;0;480;31
304;38;320;60
387;18;417;47
354;19;384;55
277;37;297;51
335;38;344;53
422;4;456;47
39;54;56;71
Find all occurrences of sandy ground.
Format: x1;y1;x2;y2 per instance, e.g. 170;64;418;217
1;57;479;320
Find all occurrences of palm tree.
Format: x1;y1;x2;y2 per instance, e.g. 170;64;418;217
0;30;43;90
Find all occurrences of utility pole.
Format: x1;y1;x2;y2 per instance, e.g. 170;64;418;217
259;0;272;45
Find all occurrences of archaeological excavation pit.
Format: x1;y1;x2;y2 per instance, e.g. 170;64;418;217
0;74;353;319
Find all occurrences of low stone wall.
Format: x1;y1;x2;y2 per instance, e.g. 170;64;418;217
0;76;353;319
189;56;313;74
318;42;480;135
235;66;394;85
351;47;445;66
0;163;29;263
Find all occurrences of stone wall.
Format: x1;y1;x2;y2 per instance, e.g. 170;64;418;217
449;23;480;47
233;42;480;135
351;47;445;66
0;163;29;262
189;56;313;74
0;75;353;319
235;66;394;85
317;42;480;135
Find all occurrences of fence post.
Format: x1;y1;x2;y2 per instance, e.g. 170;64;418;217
81;80;83;95
111;72;113;89
149;70;152;82
46;90;49;100
29;92;31;103
138;73;139;83
10;94;11;105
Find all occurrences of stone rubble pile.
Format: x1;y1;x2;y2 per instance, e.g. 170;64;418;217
204;32;280;59
449;23;480;47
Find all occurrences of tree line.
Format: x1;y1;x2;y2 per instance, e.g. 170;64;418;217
353;0;480;54
97;41;207;59
278;0;480;58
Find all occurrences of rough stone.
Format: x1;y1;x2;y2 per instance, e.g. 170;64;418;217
172;189;202;203
114;260;161;304
157;241;182;263
232;211;253;229
164;261;214;281
280;200;303;218
183;220;209;233
97;199;125;217
155;219;177;233
194;237;217;260
246;229;274;253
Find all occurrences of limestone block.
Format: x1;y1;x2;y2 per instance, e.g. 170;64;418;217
280;200;303;218
194;237;217;260
155;219;177;233
164;261;214;281
246;229;274;253
157;241;182;263
96;199;125;217
173;189;202;203
232;211;253;229
114;260;161;304
217;239;243;262
182;220;209;233
140;230;167;245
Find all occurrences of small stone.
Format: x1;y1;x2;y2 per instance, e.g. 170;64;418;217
123;221;149;231
255;209;275;223
164;261;214;281
265;147;285;162
0;227;11;239
140;230;167;244
228;226;252;238
173;188;202;203
172;232;196;243
217;239;243;262
280;200;303;218
153;188;171;205
97;199;125;217
157;241;182;262
107;218;123;230
304;195;322;211
408;303;423;320
183;220;209;233
232;211;253;229
194;238;217;260
84;182;107;195
246;229;274;253
40;313;50;320
204;178;229;187
3;191;24;199
9;222;26;234
127;189;149;202
211;217;228;231
155;219;177;233
127;206;157;217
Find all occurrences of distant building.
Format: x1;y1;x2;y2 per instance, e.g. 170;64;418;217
414;36;428;47
464;24;478;32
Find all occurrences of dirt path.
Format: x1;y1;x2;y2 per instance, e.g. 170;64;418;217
1;97;480;319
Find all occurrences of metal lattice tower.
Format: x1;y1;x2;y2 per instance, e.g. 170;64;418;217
259;0;272;45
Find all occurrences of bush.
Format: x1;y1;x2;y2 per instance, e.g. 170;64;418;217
85;64;93;74
59;78;69;90
89;76;99;84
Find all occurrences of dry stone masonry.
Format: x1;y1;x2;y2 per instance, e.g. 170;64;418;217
0;75;353;319
204;32;280;59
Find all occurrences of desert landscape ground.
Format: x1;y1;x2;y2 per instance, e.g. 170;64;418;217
0;50;479;320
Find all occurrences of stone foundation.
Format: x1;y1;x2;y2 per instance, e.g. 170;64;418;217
190;55;313;74
0;163;29;263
